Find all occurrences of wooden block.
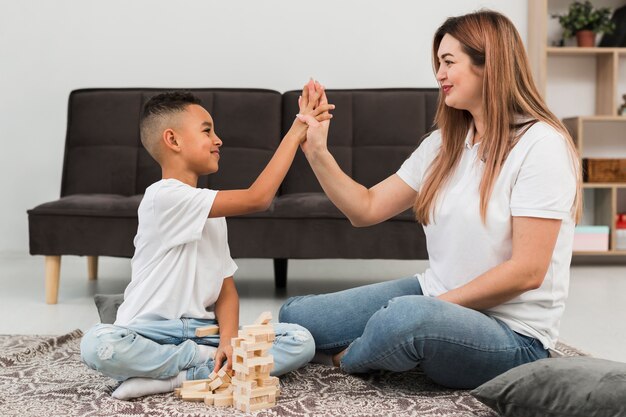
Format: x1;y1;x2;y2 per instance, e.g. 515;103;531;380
244;354;273;368
242;324;274;335
204;395;214;405
217;366;232;381
258;376;280;387
174;388;181;397
253;311;272;325
195;325;219;337
208;377;224;391
240;340;273;352
231;337;245;348
181;390;212;401
248;386;278;397
231;378;258;390
215;384;233;394
181;379;210;388
213;393;233;407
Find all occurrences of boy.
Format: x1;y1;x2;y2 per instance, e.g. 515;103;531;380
80;81;333;400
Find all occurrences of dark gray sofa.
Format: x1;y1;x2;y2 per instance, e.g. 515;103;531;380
28;88;438;303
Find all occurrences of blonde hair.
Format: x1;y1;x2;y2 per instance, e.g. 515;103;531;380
414;10;582;225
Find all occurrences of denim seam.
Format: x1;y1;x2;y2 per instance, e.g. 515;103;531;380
344;335;543;372
317;340;354;351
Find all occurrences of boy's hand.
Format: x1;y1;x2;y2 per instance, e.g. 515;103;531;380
296;85;332;158
214;342;233;373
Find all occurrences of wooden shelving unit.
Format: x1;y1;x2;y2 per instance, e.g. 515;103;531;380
528;0;626;255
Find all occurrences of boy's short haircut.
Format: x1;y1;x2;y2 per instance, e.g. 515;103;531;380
139;91;203;162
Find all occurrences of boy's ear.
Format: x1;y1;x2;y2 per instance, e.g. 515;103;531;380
162;129;181;152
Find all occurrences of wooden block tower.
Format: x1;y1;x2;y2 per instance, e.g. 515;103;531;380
230;311;280;413
175;311;279;412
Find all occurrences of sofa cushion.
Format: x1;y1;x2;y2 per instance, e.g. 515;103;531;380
94;293;124;324
29;194;143;218
471;357;626;417
271;193;414;221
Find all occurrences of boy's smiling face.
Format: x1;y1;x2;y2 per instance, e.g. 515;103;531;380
176;104;222;175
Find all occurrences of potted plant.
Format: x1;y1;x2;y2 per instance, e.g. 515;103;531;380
552;1;615;47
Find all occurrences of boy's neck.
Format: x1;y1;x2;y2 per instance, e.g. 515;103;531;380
161;168;199;188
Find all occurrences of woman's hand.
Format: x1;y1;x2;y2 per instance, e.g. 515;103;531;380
214;342;233;373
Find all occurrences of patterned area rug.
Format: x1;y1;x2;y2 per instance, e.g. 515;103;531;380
0;330;585;417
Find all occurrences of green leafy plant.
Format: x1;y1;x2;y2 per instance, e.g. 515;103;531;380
552;1;615;39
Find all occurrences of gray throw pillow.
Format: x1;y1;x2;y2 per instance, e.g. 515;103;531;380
93;293;124;324
471;357;626;417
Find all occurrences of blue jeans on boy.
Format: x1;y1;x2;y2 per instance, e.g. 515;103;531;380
278;276;549;389
80;319;315;381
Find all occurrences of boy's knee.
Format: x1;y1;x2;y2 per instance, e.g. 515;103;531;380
274;323;315;362
80;324;128;370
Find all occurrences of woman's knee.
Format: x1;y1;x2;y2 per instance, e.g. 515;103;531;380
368;295;441;336
278;295;315;324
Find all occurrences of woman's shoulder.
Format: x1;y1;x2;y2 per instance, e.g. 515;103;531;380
418;129;443;150
514;120;569;153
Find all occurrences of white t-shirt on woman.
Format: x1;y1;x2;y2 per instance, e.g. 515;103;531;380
115;179;238;326
396;121;577;349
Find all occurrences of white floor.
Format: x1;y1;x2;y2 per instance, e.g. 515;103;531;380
1;252;625;363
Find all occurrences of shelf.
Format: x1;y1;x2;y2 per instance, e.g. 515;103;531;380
583;183;626;189
573;250;626;256
547;47;626;55
564;116;626;122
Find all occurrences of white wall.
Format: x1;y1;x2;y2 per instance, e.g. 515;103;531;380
0;0;527;253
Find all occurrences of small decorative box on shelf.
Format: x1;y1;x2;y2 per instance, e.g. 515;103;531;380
582;159;626;183
573;225;610;252
617;214;626;251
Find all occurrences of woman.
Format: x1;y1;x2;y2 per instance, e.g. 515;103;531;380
280;10;581;389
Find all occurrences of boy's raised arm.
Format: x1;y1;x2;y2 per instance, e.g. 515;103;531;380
208;81;334;218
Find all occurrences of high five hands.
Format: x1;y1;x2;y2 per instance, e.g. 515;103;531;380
296;79;334;158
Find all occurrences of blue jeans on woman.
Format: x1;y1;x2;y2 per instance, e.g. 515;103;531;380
279;276;548;389
80;319;315;381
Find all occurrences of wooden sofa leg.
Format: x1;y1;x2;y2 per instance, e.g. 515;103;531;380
274;258;288;289
87;256;98;280
45;256;61;304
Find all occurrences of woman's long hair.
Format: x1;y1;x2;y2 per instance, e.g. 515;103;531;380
414;10;582;225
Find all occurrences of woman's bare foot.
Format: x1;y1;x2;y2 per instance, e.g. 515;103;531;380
332;349;346;367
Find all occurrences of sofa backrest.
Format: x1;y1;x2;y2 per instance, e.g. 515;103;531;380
281;89;439;194
60;88;439;197
60;88;282;197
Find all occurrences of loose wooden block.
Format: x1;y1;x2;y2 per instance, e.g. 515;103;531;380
208;377;224;391
204;395;214;405
213;393;233;407
195;324;219;337
174;388;182;397
181;390;212;401
181;379;210;388
217;366;232;381
253;311;272;325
